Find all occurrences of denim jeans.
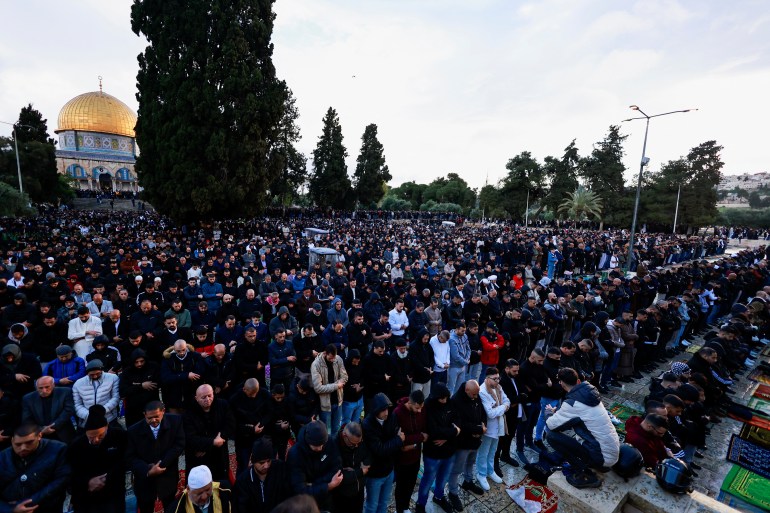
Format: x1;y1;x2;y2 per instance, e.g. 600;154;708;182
476;435;499;477
448;448;477;494
546;430;602;473
341;397;364;424
319;403;341;438
418;455;455;505
467;363;482;382
364;471;395;513
447;366;466;395
535;398;560;441
432;370;448;387
600;349;621;386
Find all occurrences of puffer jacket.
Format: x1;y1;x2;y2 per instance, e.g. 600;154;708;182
310;352;347;412
478;383;510;439
546;381;620;467
72;372;121;426
268;339;296;382
0;438;70;513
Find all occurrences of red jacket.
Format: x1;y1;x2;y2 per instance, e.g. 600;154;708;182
393;396;427;465
480;332;505;365
624;415;667;467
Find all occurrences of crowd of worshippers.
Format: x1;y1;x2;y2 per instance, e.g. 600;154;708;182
0;211;767;512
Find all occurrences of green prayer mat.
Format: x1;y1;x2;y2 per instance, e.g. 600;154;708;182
748;396;770;415
720;465;770;511
608;403;642;435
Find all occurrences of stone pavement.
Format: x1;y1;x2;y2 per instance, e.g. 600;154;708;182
401;329;754;513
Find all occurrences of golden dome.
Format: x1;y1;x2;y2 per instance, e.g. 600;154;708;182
56;91;137;138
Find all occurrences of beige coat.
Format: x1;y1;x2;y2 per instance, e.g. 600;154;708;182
310;352;348;412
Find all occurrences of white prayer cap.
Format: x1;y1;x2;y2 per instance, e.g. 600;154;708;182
187;465;212;490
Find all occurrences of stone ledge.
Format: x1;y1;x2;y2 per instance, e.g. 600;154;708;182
548;471;635;513
548;471;740;513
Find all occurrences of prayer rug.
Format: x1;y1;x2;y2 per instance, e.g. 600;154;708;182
739;424;770;451
685;344;701;354
754;383;770;401
608;403;642;435
748;368;770;385
717;490;769;513
720;465;770;511
748;396;770;415
507;476;559;513
727;434;770;479
729;411;770;430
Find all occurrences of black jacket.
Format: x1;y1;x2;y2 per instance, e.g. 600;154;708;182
409;340;434;384
334;430;371;498
423;396;459;460
451;382;488;450
229;388;271;449
362;352;392;399
518;359;550;403
66;427;128;507
119;349;161;421
126;413;185;502
286;424;342;509
0;439;70;513
183;398;236;478
234;461;289;513
362;393;403;478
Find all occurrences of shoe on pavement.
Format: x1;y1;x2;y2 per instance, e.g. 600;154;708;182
516;451;530;465
476;474;491;491
494;462;503;477
501;455;520;467
681;339;690;346
489;472;503;484
461;479;485;495
534;440;547;451
413;505;426;513
448;493;464;511
609;380;623;388
432;495;454;513
632;371;644;379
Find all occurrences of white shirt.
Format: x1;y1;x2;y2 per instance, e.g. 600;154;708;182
429;336;450;373
388;308;409;336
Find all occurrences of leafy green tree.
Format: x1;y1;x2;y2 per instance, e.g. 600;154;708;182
580;125;631;227
541;140;580;215
498;152;546;221
558;187;603;220
15;104;54;144
479;184;506;219
0;182;34;216
379;195;411;211
0;105;72;204
268;89;307;206
309;107;352;209
749;191;763;209
421;173;476;209
353;124;391;207
131;0;288;221
389;181;426;209
681;141;723;227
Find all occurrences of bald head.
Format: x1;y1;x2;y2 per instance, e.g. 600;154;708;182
464;380;480;400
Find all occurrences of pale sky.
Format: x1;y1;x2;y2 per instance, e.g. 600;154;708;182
1;0;768;191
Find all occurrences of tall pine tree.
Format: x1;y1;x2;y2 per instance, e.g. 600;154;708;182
131;0;288;221
353;123;391;207
268;89;307;206
309;107;351;209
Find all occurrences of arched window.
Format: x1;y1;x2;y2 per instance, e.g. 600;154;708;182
116;168;132;181
66;164;85;178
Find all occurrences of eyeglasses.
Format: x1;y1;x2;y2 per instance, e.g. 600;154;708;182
488;376;500;382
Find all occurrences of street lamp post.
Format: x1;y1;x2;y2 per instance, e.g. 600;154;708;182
673;184;681;235
622;106;697;273
0;120;35;194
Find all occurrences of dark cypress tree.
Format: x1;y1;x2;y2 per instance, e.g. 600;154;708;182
309;107;351;209
131;0;288;221
353;123;391;207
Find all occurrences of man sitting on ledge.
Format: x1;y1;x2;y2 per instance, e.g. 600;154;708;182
545;368;620;489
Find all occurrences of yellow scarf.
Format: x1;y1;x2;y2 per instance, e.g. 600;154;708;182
182;482;224;513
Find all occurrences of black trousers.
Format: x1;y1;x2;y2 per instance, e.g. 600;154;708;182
394;461;420;513
497;416;519;460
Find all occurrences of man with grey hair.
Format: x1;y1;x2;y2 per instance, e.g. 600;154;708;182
22;376;76;443
430;330;451;387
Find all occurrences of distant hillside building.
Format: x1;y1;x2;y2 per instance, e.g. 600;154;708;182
55;84;139;193
719;172;770;192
